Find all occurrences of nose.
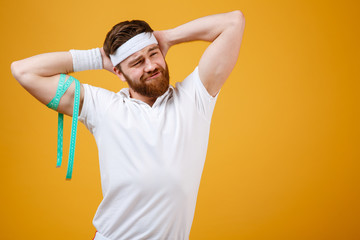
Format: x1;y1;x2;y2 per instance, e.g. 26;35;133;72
143;58;156;73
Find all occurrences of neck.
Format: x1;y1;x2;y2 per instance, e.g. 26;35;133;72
129;88;157;107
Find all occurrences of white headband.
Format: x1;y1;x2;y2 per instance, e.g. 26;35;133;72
110;32;158;66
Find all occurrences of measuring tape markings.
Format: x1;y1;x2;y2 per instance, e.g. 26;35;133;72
46;74;80;180
66;78;80;179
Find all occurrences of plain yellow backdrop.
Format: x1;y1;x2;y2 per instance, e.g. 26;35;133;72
1;0;359;239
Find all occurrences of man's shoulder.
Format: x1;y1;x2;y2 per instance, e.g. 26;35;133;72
174;66;199;91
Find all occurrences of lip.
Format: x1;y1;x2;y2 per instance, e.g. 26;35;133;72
146;72;161;80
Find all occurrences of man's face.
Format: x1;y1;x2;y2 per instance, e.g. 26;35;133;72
117;44;170;98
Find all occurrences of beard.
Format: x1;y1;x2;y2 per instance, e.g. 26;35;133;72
122;63;170;98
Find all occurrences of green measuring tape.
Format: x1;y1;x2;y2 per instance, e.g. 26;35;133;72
47;74;80;180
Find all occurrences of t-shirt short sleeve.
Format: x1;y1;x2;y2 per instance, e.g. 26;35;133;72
78;84;117;134
176;66;220;121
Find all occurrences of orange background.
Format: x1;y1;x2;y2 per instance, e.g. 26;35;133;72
1;0;359;239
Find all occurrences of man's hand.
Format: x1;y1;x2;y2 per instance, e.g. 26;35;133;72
100;47;116;74
153;31;171;58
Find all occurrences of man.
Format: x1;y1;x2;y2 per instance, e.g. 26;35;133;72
11;11;245;240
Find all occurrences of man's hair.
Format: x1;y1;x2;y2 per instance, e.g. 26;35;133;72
103;20;154;70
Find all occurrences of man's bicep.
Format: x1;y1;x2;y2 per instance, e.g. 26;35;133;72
198;11;245;96
56;78;85;117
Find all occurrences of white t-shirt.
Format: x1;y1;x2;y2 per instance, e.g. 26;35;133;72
79;67;219;240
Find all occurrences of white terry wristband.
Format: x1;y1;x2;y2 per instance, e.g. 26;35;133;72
69;48;103;72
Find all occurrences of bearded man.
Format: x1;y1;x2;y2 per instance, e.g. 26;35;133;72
11;10;245;240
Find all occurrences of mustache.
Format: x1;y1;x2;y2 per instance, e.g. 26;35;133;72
141;69;162;81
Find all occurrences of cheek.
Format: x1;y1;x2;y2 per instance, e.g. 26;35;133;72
157;57;166;69
128;68;143;80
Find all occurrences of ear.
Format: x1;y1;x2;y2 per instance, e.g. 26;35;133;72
113;67;126;82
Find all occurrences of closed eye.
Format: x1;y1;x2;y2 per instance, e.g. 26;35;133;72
133;59;143;66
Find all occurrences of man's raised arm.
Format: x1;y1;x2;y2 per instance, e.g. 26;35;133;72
155;10;245;96
10;48;113;116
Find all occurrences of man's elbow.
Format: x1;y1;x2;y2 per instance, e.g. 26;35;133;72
11;60;31;86
229;10;245;28
11;61;23;80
